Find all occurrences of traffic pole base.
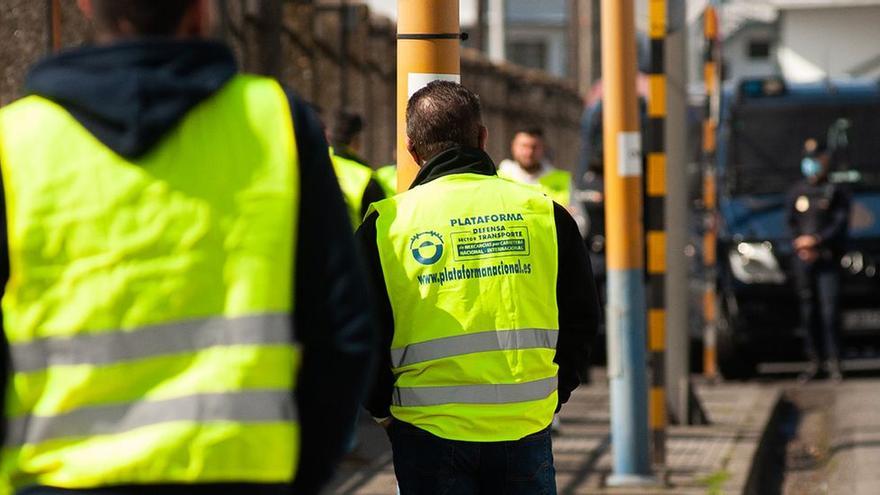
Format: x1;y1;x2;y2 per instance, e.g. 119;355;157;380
606;474;660;488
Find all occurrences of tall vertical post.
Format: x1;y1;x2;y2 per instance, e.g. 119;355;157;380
569;0;596;95
397;1;461;191
702;4;720;381
487;0;506;63
47;0;62;52
601;0;653;485
665;0;695;425
646;0;667;467
339;0;350;108
475;0;488;52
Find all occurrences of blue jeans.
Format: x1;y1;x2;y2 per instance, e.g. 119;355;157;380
388;420;556;495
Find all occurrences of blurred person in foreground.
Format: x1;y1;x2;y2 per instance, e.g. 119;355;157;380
0;1;373;494
498;128;588;236
357;81;599;494
329;109;386;227
786;138;851;383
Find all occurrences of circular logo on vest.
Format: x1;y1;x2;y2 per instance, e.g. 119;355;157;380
410;231;445;265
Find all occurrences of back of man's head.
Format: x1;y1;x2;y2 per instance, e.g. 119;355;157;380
406;81;484;163
330;110;365;147
85;0;198;37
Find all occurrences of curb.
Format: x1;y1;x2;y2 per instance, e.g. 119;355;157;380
740;389;784;495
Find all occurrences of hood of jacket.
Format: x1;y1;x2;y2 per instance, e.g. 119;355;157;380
24;39;238;159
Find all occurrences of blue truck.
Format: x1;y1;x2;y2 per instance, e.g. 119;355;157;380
715;78;880;378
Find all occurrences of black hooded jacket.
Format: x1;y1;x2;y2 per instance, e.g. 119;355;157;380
0;40;374;495
356;147;600;422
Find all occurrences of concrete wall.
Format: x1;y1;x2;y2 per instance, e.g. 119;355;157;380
779;6;880;82
0;0;91;106
0;0;583;170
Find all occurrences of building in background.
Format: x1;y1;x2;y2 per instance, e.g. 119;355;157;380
504;0;568;76
687;0;880;85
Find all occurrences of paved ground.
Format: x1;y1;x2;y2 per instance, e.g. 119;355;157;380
327;374;781;494
823;379;880;495
741;370;880;495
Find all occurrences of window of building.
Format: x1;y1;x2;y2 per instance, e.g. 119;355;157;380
747;40;771;60
508;40;548;71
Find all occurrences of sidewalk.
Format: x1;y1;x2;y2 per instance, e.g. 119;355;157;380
326;375;781;494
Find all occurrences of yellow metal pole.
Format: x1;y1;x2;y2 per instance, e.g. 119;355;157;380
702;4;720;381
646;0;667;467
396;0;461;191
602;0;653;485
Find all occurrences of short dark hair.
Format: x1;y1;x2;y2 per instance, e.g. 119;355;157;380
330;109;365;147
514;127;545;140
92;0;196;36
406;81;483;161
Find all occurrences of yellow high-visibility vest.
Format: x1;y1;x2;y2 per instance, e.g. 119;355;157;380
331;150;374;228
0;75;301;489
498;167;573;207
371;172;559;442
374;164;398;197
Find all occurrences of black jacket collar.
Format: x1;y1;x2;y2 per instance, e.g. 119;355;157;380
410;146;497;189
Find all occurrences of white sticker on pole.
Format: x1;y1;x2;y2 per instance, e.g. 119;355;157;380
408;73;461;98
617;131;643;177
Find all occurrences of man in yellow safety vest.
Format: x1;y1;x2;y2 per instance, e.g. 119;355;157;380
357;81;599;494
0;1;374;494
498;128;588;236
328;110;386;227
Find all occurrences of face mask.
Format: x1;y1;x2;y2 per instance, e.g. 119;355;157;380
801;157;821;178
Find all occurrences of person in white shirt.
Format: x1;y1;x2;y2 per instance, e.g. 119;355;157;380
498;128;588;236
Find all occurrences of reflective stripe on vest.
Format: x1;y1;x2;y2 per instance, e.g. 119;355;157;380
11;314;292;372
0;75;300;489
331;151;374;228
6;389;296;448
390;328;558;368
393;375;558;407
373;173;560;442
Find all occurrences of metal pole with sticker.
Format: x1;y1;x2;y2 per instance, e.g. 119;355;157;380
396;0;462;191
601;0;654;486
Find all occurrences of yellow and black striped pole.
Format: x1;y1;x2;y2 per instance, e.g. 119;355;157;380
646;0;667;466
702;4;720;381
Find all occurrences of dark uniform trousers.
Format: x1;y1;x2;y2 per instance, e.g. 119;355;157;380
792;258;841;366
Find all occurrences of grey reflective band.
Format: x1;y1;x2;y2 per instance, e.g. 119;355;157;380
5;389;296;447
11;314;295;373
390;329;558;368
393;375;558;407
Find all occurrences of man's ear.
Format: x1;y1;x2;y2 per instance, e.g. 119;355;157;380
77;0;94;19
406;136;421;166
479;126;489;151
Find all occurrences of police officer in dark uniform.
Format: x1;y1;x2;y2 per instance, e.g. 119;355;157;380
786;138;851;382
